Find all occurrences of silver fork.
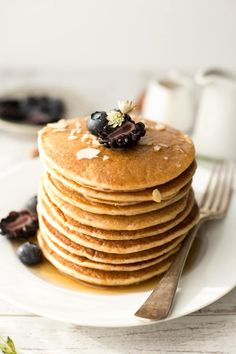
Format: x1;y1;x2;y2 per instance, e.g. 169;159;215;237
135;160;234;320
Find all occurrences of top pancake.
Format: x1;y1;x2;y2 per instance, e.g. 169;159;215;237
38;117;195;191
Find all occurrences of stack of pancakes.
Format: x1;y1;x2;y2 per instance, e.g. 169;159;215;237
37;117;199;286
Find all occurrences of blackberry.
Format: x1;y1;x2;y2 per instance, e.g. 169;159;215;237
87;111;108;136
17;242;42;265
0;210;38;240
98;119;146;149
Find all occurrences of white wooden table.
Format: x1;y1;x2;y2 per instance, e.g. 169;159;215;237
0;70;235;354
0;289;235;354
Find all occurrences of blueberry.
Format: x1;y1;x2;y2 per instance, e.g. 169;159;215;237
17;242;42;265
25;195;38;214
87;111;108;136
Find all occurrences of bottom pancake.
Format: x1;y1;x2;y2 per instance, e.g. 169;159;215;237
38;234;175;286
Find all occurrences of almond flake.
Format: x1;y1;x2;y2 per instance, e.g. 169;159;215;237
92;139;100;147
103;155;109;161
184;134;192;144
81;134;91;142
48;119;68;129
139;135;155;146
153;145;161;151
174;145;184;153
68;135;78;140
77;148;100;160
139;140;153;146
155;123;165;131
152;189;162;203
158;143;169;148
54;128;67;132
70;128;80;135
164;156;169;160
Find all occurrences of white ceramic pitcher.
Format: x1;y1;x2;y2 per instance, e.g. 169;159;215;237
141;72;196;132
193;68;236;160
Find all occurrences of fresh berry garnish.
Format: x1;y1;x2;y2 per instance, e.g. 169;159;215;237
87;100;146;149
87;111;108;136
25;195;38;214
99;119;145;149
0;210;38;240
17;242;42;265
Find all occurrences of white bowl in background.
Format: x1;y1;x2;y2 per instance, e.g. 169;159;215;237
0;85;90;135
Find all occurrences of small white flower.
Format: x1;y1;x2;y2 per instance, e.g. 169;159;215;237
117;100;135;114
107;110;124;128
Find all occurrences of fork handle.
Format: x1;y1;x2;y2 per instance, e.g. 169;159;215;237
135;220;203;320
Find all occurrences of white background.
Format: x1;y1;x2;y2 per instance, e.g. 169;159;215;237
0;0;235;72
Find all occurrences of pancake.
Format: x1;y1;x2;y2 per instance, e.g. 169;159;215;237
38;117;195;191
39;183;190;230
38;188;195;240
38;225;187;264
38;203;199;254
42;172;192;216
38;234;175;286
43;155;197;204
38;230;181;271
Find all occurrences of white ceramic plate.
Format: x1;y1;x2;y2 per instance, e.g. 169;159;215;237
0;86;89;135
0;159;235;328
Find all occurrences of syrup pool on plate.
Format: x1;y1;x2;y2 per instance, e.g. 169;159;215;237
13;230;205;296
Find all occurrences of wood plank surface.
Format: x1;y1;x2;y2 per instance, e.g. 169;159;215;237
0;288;235;354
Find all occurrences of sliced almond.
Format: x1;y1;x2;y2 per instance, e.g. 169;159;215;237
158;143;169;148
76;148;100;160
153;145;161;151
103;155;109;161
155;123;165;131
152;188;162;203
92;139;100;147
68;135;78;140
174;145;184;153
48;119;68;129
184;134;192;144
81;133;91;142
